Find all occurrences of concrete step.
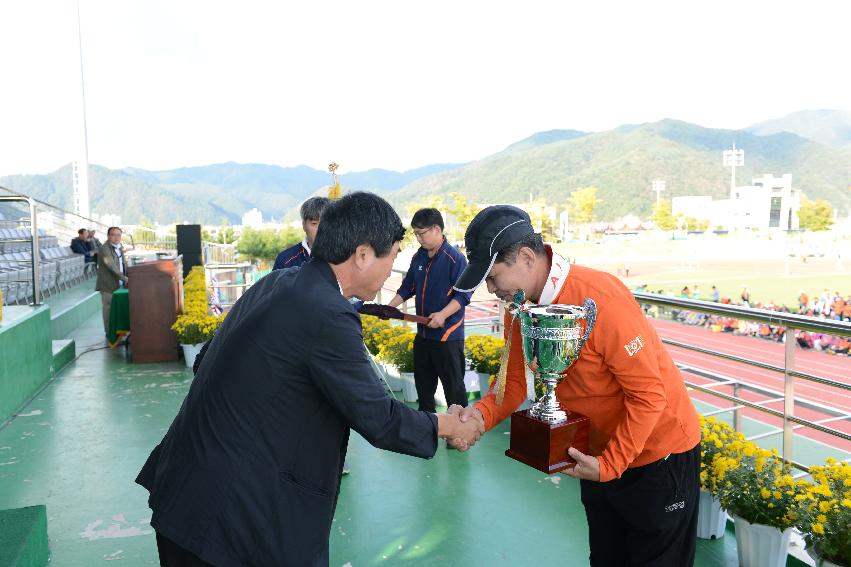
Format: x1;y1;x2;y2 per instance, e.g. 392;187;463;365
0;505;49;567
51;340;75;374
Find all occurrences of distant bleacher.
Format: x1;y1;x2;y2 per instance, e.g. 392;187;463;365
0;227;90;305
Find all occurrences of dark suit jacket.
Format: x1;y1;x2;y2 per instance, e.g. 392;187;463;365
136;260;438;567
70;237;94;261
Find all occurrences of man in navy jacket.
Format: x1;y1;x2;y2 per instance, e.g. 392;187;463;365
272;196;330;270
136;193;482;566
388;208;472;412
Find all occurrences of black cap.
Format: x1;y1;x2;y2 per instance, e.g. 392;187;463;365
453;205;534;292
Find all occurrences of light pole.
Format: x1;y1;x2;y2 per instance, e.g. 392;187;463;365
722;144;744;230
651;179;666;206
73;0;91;218
722;144;744;201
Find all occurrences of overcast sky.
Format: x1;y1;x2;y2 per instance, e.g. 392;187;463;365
1;0;849;177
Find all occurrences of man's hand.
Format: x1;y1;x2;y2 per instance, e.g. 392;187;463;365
563;447;601;481
437;410;484;452
426;311;447;329
446;405;485;450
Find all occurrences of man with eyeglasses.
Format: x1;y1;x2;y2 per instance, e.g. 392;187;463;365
387;208;472;414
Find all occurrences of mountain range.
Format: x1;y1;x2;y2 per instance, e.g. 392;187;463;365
1;110;849;224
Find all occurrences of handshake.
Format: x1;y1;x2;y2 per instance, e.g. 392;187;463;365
436;404;486;451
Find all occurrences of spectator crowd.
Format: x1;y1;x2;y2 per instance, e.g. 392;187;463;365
634;284;851;356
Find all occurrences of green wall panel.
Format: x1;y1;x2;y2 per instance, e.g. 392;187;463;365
0;306;53;422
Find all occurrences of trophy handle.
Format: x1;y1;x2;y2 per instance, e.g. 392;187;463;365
577;298;597;352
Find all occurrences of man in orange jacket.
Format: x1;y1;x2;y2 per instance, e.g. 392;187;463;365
450;205;701;566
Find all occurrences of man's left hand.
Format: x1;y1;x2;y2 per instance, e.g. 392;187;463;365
563;447;600;481
427;312;447;329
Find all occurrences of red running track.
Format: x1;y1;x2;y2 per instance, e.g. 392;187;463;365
648;318;851;454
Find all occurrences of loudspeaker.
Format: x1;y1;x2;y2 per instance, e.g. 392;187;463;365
176;224;203;278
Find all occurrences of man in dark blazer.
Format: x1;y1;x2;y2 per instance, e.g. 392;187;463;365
136;192;482;567
95;227;128;333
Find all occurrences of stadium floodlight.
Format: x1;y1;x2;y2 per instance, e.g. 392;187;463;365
722;144;744;201
651;179;666;205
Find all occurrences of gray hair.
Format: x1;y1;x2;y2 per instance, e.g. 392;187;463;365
300;197;331;222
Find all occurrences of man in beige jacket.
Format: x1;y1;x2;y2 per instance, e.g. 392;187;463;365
95;227;129;333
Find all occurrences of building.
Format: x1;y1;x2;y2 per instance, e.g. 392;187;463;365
732;174;800;231
673;174;801;232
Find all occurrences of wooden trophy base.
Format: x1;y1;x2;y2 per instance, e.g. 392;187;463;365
504;409;590;473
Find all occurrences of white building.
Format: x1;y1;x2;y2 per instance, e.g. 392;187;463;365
241;208;263;228
732;174;800;231
672;196;729;228
673;174;801;232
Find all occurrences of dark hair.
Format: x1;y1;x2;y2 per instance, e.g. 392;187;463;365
411;208;444;231
311;192;405;264
300;197;331;222
78;228;87;236
107;226;122;236
494;233;545;265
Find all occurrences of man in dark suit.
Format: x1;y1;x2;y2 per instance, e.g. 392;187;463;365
136;192;482;567
71;227;95;263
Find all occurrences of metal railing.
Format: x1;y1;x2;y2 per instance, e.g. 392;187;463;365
374;283;851;472
0;194;41;305
1;185;110;247
633;292;851;473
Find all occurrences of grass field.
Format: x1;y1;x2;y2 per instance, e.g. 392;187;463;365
550;234;849;308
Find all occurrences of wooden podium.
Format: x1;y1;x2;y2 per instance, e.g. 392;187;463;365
127;256;183;363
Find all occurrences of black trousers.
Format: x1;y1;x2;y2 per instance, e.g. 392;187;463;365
156;532;214;566
580;443;700;567
413;337;468;413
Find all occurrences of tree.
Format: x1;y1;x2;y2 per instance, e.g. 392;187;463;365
446;192;481;242
652;200;677;231
682;216;710;232
527;199;560;242
237;227;301;264
568;187;600;225
447;192;480;227
797;198;833;231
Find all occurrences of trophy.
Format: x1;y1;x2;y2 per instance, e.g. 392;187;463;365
504;299;596;473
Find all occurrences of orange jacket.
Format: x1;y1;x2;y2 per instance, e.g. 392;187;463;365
475;263;700;482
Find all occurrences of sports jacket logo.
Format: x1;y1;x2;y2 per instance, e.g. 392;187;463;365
624;334;645;357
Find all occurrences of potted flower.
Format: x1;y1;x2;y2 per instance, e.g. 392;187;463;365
173;267;223;368
171;312;224;368
361;315;411;390
464;335;504;395
796;459;851;567
697;416;744;539
378;330;416;402
717;440;807;567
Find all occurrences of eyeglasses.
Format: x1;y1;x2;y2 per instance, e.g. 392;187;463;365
412;226;435;238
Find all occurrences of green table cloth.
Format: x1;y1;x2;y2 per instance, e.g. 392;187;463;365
107;287;130;348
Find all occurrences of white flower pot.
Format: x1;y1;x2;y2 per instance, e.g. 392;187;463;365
181;343;204;369
462;370;480;394
382;364;402;391
697;490;727;539
400;372;418;402
731;514;793;567
476;372;491;394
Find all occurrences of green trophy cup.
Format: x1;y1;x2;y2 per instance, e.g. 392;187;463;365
504;299;596;473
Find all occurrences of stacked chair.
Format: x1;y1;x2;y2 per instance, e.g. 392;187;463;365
0;228;88;305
